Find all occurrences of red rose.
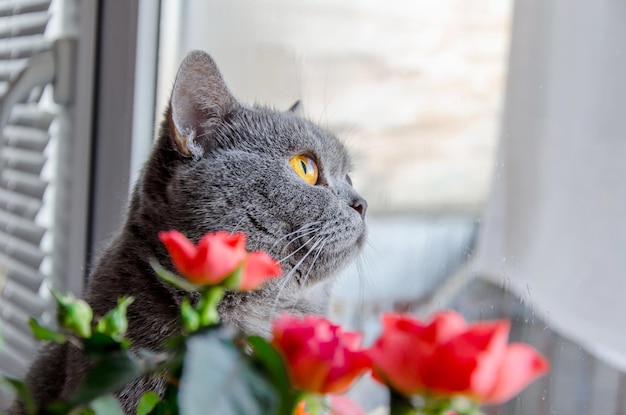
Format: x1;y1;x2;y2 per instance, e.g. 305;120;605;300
272;314;371;394
369;311;549;404
159;230;281;289
159;230;247;285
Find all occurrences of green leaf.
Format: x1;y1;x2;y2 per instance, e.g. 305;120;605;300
137;391;160;415
68;352;141;407
247;336;290;392
67;406;93;415
43;401;71;415
89;395;125;415
83;332;129;355
5;377;37;415
179;330;279;415
149;259;197;292
248;335;298;415
152;384;179;415
28;317;67;343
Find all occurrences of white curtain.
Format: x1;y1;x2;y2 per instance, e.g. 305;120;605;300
472;0;626;369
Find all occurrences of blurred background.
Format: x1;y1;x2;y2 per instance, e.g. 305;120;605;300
1;0;625;413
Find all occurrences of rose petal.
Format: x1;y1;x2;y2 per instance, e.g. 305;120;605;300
484;343;550;404
341;331;363;351
428;311;469;344
323;348;370;394
240;251;282;290
330;396;365;415
369;318;431;394
159;230;198;276
196;232;247;283
468;320;510;398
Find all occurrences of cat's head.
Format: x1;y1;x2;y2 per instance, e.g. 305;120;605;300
139;51;366;311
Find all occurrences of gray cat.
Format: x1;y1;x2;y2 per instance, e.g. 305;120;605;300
13;50;367;414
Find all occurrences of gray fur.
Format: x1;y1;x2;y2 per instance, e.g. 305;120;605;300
13;51;367;414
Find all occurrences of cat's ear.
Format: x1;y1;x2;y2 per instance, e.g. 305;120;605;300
168;51;237;157
287;100;302;115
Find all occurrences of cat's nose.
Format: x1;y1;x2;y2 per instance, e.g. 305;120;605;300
351;197;368;219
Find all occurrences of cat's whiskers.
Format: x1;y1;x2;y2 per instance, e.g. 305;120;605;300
271;235;325;314
268;221;322;254
277;229;322;264
267;233;321;305
229;216;247;234
300;237;327;287
355;255;369;330
290;236;328;312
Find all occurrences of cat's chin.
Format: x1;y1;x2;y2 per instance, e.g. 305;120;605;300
321;228;367;261
218;285;330;338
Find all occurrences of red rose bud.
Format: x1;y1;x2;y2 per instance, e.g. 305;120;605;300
95;297;134;340
52;291;93;338
272;314;371;394
159;230;247;285
369;311;549;404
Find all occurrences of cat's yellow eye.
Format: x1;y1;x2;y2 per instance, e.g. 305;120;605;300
289;154;319;185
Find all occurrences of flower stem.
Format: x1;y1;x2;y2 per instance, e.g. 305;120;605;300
295;393;327;415
390;390;418;415
197;286;225;326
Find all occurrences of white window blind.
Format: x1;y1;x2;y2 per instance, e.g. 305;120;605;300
0;0;58;377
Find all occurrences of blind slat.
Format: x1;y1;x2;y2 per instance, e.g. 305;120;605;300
0;230;45;269
0;0;56;379
0;315;38;360
0;280;51;321
1;279;47;317
0;208;46;245
0;344;33;377
0;36;52;60
2;324;38;358
0;147;46;174
0;187;41;220
7;104;54;129
0;58;27;81
0;300;29;329
0;12;49;39
0;252;43;291
0;168;48;199
2;125;49;151
0;0;51;18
